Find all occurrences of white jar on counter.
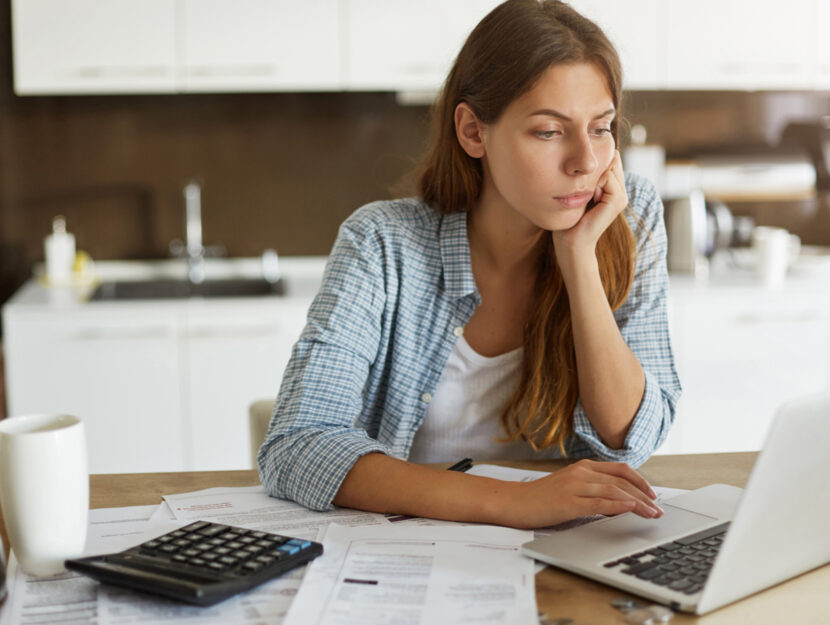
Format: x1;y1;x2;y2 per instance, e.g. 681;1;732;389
44;216;76;284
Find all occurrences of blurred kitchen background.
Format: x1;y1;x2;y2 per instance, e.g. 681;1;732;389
2;1;829;471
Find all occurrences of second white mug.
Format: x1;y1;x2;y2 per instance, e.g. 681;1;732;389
0;413;89;577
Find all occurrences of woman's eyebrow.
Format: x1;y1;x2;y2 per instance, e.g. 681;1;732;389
529;107;616;121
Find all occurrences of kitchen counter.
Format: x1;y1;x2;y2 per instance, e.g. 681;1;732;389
5;255;329;311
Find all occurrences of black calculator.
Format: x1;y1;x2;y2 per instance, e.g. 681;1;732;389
65;520;323;606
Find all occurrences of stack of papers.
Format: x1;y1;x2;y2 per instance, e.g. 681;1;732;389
0;465;687;625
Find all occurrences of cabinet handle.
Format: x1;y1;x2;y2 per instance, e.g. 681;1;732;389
185;64;277;78
72;327;172;340
735;311;821;324
186;326;284;339
70;66;171;79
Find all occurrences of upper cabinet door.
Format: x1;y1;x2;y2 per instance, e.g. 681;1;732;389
663;0;814;90
179;0;341;92
816;1;830;88
11;0;177;95
568;0;661;90
344;0;502;92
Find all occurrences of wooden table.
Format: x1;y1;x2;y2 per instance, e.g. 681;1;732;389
2;453;828;623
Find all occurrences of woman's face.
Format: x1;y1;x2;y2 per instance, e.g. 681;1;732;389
478;62;617;232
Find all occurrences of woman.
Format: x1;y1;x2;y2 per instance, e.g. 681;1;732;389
258;0;681;529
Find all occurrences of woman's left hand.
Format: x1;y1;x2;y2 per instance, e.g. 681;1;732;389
552;149;628;266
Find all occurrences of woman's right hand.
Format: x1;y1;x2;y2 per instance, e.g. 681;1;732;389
498;459;663;529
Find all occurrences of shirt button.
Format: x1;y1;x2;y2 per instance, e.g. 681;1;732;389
421;392;432;404
452;326;464;337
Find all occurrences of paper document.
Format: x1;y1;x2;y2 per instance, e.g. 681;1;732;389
0;503;308;625
284;523;537;625
163;485;389;541
0;505;182;625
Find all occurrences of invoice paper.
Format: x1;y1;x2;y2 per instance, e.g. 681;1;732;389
283;523;537;625
0;505;307;625
162;485;389;541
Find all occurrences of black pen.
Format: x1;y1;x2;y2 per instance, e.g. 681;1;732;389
447;458;473;473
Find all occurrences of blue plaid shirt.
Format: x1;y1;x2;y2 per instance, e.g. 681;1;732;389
258;173;681;511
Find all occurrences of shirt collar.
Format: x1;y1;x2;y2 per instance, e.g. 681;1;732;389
439;211;480;301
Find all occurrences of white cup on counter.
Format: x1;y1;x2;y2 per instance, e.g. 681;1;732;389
0;414;89;576
752;226;800;288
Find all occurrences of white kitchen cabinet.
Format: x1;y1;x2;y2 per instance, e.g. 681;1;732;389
2;307;187;473
11;0;829;94
816;1;830;88
11;0;177;95
184;300;308;470
568;0;660;90
178;0;341;92
343;0;501;91
663;0;814;90
2;258;326;474
659;278;830;455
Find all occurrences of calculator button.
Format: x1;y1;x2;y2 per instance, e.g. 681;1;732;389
242;561;264;573
286;539;312;549
218;556;238;566
201;552;219;561
195;543;212;551
226;541;244;550
181;548;201;557
214;547;231;555
157;535;174;543
187;521;210;531
238;536;256;544
208;538;226;546
189;557;206;566
170;530;187;538
208;561;226;571
277;545;299;556
255;540;273;548
142;540;162;550
199;524;229;536
220;532;238;540
232;550;251;560
255;555;275;565
243;545;261;554
172;539;192;547
250;531;267;539
159;544;180;554
172;555;188;563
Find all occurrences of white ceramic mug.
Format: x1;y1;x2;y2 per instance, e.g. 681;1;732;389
0;414;88;576
752;226;791;288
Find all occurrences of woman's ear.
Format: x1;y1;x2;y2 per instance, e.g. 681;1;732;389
454;103;486;159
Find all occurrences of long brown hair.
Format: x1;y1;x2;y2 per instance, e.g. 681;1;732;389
418;0;636;454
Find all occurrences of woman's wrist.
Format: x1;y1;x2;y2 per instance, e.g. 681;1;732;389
554;241;600;292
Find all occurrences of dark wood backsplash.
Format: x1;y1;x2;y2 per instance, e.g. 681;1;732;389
1;3;829;317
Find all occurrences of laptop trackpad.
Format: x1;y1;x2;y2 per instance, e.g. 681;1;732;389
590;504;718;546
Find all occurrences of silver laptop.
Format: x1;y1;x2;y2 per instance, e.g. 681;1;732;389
521;393;830;614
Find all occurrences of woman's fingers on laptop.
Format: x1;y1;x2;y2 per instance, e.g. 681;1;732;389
586;482;663;519
590;461;657;499
511;460;662;527
563;460;663;519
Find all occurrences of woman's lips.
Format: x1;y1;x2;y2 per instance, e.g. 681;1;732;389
554;191;593;208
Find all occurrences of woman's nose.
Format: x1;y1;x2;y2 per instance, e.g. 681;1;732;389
564;134;598;176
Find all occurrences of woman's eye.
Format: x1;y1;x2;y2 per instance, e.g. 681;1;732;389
591;127;613;137
535;130;560;139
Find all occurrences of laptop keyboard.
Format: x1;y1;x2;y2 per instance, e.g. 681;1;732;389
603;522;730;595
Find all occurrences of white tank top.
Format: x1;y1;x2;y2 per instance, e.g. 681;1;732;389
408;334;537;463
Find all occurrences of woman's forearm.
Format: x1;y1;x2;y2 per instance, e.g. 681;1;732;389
332;452;518;525
561;254;645;449
332;453;663;527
